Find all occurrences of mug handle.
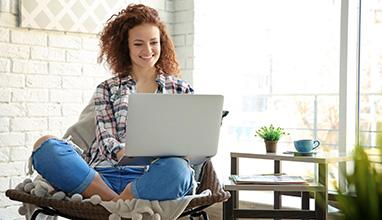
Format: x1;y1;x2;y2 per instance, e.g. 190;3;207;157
313;140;320;149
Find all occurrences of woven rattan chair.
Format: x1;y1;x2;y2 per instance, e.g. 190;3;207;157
6;159;230;220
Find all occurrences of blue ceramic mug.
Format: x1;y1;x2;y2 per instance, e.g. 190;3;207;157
294;139;320;153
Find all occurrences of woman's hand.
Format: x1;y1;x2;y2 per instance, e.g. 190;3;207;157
116;149;125;161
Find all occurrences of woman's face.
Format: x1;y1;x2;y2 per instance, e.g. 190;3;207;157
128;23;161;71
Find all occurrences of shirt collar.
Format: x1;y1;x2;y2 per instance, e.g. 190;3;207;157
123;75;136;85
122;73;167;85
155;74;166;89
120;73;167;93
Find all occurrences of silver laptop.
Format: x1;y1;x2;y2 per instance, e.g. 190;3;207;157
118;93;224;165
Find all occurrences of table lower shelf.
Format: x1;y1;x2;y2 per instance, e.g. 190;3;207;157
227;208;317;219
224;179;325;192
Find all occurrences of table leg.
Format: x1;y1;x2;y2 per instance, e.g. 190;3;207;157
301;191;310;220
302;192;310;210
274;160;282;220
231;157;239;207
231;156;239;175
223;190;235;220
316;163;328;220
225;157;239;219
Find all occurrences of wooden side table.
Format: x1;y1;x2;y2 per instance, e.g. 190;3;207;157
223;152;351;219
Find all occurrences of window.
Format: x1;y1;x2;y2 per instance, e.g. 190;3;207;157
195;0;340;163
194;0;380;206
359;0;382;149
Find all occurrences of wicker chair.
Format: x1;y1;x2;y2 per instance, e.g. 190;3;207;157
6;159;230;220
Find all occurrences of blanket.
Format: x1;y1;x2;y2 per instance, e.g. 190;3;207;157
100;190;210;220
18;176;209;220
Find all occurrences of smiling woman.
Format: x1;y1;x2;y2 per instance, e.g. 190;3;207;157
29;3;195;203
128;24;161;68
98;4;180;78
128;23;162;93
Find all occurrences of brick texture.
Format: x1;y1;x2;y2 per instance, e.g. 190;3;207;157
0;28;9;42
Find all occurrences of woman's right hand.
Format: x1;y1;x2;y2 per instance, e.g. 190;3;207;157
116;149;125;161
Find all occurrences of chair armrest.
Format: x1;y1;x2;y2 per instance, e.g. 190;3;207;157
188;160;230;208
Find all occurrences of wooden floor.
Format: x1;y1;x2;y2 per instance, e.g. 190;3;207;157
179;201;340;220
179;201;275;220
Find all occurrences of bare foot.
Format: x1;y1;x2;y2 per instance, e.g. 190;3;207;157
82;174;119;201
118;183;135;201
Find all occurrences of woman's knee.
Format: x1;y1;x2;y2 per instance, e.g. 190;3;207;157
130;158;194;200
154;158;193;190
32;136;63;171
31;137;95;194
163;157;190;170
33;135;56;150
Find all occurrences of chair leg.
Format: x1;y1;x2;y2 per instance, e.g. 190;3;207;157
201;211;209;220
31;208;57;220
189;210;209;220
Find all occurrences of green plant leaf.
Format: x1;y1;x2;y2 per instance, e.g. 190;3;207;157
254;124;288;141
335;145;382;220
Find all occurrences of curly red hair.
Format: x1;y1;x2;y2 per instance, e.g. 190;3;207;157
98;4;180;77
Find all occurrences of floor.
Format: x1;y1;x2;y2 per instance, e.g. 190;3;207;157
179;201;340;220
179;201;278;220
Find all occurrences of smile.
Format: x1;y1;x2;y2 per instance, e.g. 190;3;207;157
140;54;155;60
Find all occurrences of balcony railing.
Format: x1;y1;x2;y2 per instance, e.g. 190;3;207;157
227;93;382;149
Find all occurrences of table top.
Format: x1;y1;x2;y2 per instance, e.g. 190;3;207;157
231;151;352;164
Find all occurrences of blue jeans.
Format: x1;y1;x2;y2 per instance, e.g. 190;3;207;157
32;138;195;201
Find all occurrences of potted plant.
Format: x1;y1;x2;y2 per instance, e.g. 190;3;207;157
334;142;382;220
255;124;288;153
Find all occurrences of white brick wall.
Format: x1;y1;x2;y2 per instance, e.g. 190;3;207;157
0;73;24;87
0;88;10;102
0;58;10;71
48;34;82;49
11;29;47;46
50;62;82;76
0;28;9;42
173;0;194;84
0;43;30;59
30;46;66;61
0;0;194;217
12;59;48;74
12;88;49;102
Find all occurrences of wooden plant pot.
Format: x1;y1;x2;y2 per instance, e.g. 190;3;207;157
264;140;277;153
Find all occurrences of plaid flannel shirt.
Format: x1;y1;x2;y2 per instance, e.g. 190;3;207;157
88;73;194;167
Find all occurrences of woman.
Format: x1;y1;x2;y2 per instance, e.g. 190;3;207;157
32;4;195;202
